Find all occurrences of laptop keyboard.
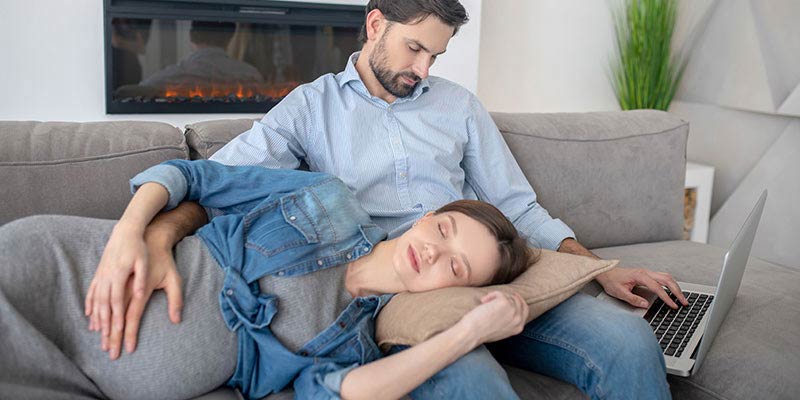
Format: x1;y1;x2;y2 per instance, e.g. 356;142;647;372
645;291;714;357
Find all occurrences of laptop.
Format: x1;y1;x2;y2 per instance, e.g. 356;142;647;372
594;190;767;377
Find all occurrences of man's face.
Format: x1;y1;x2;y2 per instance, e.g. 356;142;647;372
368;15;453;98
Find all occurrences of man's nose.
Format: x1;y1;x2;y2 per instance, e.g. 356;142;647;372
412;58;431;80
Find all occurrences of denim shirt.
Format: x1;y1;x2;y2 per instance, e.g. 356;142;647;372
130;160;392;400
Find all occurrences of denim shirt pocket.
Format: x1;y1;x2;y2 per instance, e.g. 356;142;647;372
244;197;319;257
325;330;381;365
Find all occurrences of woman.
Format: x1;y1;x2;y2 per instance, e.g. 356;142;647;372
0;160;531;400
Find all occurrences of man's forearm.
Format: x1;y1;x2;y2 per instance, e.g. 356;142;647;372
144;201;208;251
557;238;599;259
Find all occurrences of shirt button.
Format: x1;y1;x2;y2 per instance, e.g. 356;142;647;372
277;271;285;276
399;172;406;178
338;322;346;328
392;139;400;145
363;246;371;252
288;215;296;221
346;253;352;260
225;289;234;296
317;260;324;266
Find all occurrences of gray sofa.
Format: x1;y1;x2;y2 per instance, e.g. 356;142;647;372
1;111;797;400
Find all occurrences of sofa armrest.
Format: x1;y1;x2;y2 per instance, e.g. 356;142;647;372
492;110;689;249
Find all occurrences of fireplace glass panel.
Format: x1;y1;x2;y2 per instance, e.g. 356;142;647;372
110;16;359;112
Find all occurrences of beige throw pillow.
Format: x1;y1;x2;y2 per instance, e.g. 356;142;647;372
375;249;618;350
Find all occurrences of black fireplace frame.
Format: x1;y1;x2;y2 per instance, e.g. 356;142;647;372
104;0;364;114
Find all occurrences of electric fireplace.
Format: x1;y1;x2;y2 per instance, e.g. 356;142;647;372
104;0;363;113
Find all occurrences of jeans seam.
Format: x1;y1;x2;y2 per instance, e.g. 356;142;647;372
522;330;607;400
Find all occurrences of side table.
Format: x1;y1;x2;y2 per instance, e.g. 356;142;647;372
685;162;715;243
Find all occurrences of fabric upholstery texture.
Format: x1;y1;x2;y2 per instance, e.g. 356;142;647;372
492;110;689;249
374;250;617;349
3;112;797;400
0;121;188;225
185;119;256;160
594;240;800;400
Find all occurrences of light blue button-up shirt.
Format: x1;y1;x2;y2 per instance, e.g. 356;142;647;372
211;52;575;250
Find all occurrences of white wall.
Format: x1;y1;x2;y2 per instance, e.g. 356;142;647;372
477;0;620;113
0;0;481;128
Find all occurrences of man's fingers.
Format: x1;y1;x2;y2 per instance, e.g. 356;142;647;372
623;292;651;308
124;289;151;354
85;280;96;317
639;274;678;309
656;274;688;306
132;258;148;298
164;273;184;324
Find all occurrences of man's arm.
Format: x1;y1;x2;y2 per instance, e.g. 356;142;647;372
460;95;688;311
556;238;688;310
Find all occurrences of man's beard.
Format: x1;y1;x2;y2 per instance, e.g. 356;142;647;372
368;34;420;98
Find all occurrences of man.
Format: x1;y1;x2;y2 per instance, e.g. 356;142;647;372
91;1;687;398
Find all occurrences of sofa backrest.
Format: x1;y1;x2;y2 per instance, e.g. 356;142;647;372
492;110;688;248
0;121;188;225
188;110;689;249
1;111;688;249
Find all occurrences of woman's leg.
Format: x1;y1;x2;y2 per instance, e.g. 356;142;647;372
0;215;237;400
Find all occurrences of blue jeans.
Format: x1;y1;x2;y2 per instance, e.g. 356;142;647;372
391;292;671;400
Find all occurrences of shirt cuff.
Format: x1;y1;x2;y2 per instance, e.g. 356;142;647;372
527;218;576;251
320;363;359;396
129;164;187;211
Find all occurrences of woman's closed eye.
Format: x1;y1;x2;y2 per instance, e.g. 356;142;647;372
450;258;457;276
438;222;446;238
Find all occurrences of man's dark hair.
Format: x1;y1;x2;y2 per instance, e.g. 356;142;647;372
358;0;469;44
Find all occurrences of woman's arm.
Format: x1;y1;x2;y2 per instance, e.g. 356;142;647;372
339;291;529;400
85;183;171;359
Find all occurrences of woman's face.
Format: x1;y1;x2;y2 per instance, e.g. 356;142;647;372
392;211;501;292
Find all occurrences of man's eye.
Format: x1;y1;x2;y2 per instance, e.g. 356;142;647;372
409;46;420;52
438;223;446;238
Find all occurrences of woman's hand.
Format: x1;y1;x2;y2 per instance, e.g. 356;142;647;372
85;222;149;356
85;222;185;360
457;291;529;345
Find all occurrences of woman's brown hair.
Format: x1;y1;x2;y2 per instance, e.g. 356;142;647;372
435;200;539;286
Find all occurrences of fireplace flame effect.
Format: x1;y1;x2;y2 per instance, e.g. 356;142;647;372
162;82;299;100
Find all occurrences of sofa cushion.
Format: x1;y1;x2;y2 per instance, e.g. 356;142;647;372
493;110;689;249
185;119;256;160
0;121;188;224
374;250;617;350
594;240;800;400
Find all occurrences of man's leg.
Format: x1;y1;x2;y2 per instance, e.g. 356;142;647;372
487;292;671;400
385;344;520;400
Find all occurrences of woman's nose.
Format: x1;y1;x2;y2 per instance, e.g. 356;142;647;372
424;243;440;264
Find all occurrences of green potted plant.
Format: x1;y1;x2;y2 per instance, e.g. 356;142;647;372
611;0;687;111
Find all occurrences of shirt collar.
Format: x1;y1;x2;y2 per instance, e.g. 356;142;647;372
337;51;430;102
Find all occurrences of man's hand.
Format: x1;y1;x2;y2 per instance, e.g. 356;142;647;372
557;238;688;309
595;267;688;309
